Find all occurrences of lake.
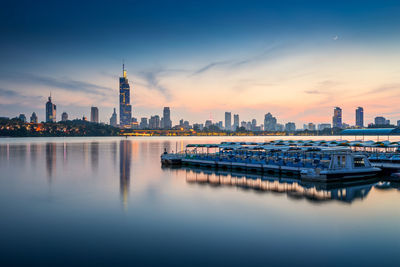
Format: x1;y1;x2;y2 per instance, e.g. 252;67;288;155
0;136;399;266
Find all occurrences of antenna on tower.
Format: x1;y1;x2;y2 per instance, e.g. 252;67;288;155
122;59;127;78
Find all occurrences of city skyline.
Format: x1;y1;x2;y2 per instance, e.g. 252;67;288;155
1;1;400;125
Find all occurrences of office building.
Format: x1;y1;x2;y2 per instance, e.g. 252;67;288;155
162;107;172;129
332;107;342;128
225;112;231;131
205;120;212;128
30;112;38;123
355;107;364;127
45;95;56;123
91;106;99;123
139;118;148;129
119;64;132;128
285;122;296;132
217;121;223;129
374;116;386;125
149;115;160;129
110;108;117;127
251;119;257;131
264;113;277;131
18;114;26;122
233;114;239;131
397;120;400;127
318;123;331;131
61;112;68;122
308;123;316;131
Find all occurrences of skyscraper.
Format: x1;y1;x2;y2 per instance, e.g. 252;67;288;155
45;95;56;123
110;108;117;127
355;107;364;127
264;113;277;131
285;122;296;132
162;107;172;129
119;64;132;128
30;112;38;123
61;112;68;122
91;106;99;123
332;107;342;128
225;112;231;131
233;114;239;131
18;114;26;122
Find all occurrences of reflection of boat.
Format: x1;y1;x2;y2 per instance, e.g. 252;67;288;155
161;142;381;182
178;166;378;204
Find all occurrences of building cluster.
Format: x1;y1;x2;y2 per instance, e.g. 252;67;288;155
7;65;400;132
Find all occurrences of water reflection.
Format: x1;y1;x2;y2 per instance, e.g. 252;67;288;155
90;142;99;172
180;167;378;204
120;140;131;208
45;143;56;182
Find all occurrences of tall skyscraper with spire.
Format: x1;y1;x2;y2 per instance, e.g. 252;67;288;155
45;94;56;123
119;64;132;128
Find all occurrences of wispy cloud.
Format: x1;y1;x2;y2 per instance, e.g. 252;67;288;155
0;72;112;96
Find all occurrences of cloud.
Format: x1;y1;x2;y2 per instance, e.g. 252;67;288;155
191;60;232;76
0;72;112;96
190;43;286;76
368;83;400;94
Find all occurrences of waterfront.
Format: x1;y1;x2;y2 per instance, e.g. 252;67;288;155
1;136;400;266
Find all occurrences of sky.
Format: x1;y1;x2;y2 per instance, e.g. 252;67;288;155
1;0;400;126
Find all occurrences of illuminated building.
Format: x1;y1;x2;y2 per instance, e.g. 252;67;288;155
45;95;56;123
18;114;26;122
119;64;132;128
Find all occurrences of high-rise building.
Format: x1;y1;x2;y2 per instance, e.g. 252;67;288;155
91;106;99;123
217;121;223;129
285;122;296;132
397;120;400;127
45;95;56;123
110;108;117;127
149;115;160;129
224;112;231;131
374;116;386;125
119;64;132;128
318;123;331;131
251;119;257;131
30;112;38;123
18;114;26;122
205;120;212;128
355;107;364;127
308;123;316;131
162;107;172;129
233;114;239;131
264;113;277;131
139;118;148;129
332;107;342;128
61;112;68;122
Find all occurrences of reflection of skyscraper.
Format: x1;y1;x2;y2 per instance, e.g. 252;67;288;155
46;95;56;123
120;140;131;208
90;142;99;171
119;64;132;128
45;143;57;182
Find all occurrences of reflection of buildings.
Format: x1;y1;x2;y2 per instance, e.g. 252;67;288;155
183;168;375;204
45;143;57;182
90;142;99;171
120;140;132;208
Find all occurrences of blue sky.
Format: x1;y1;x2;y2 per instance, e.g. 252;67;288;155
1;0;400;126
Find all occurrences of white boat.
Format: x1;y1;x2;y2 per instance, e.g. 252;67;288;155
301;153;380;181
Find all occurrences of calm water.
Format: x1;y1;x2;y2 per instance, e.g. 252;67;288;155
0;136;399;266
